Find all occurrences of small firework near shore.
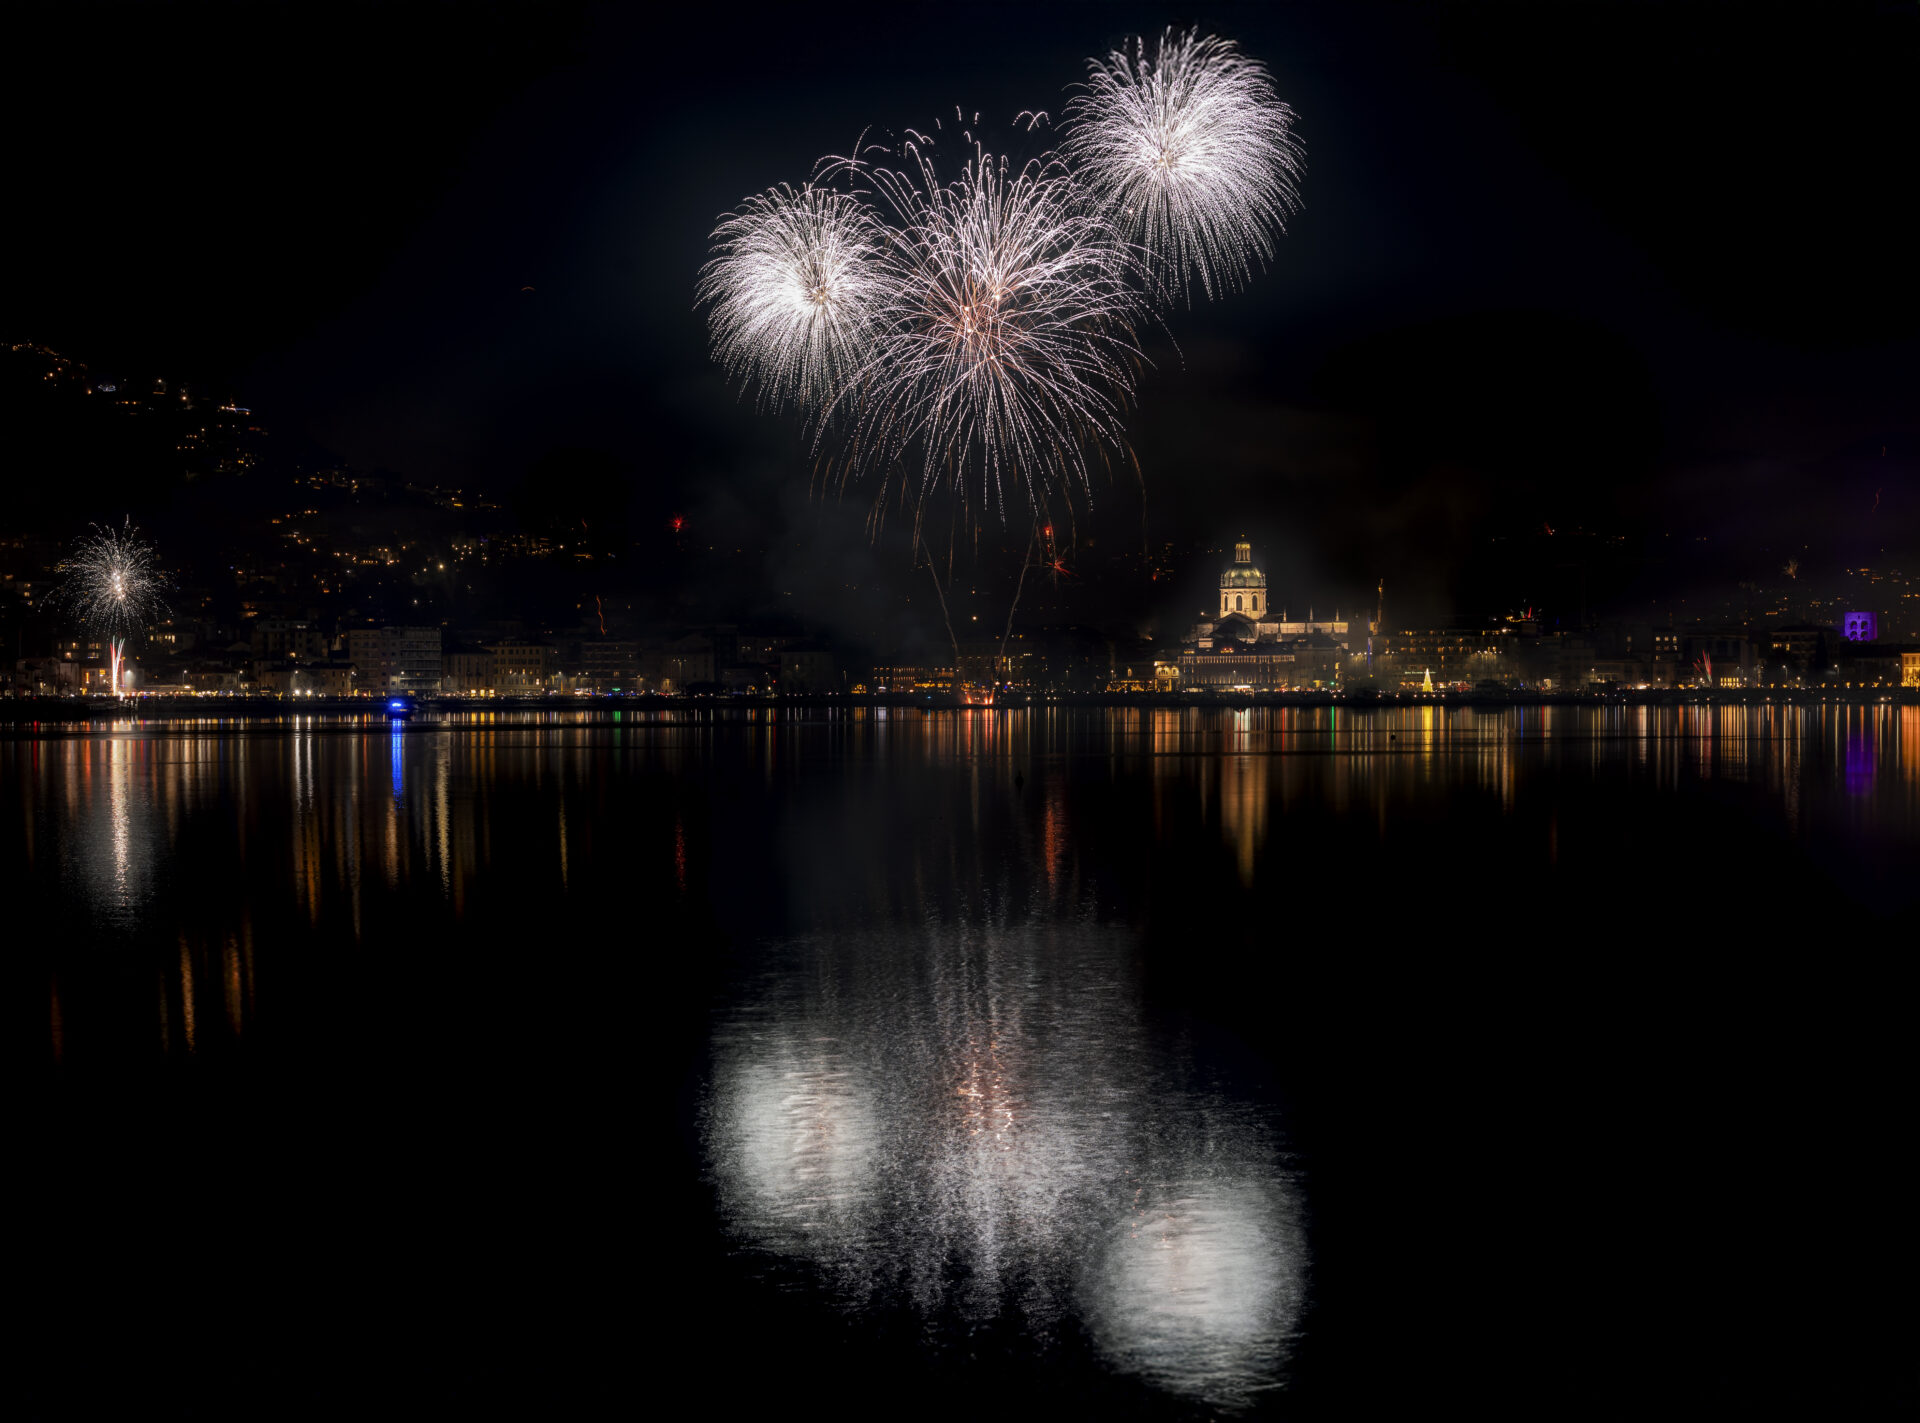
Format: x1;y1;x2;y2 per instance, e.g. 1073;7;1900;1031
53;518;170;693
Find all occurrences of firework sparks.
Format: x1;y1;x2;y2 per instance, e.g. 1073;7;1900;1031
55;519;170;693
821;138;1149;522
698;182;895;413
1063;28;1303;301
58;519;169;641
698;29;1300;531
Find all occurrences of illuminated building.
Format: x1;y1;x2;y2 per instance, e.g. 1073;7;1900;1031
1832;642;1920;688
1197;540;1353;643
1216;538;1267;619
385;627;443;693
873;663;953;693
1383;626;1517;684
443;645;490;696
648;634;716;692
954;642;1015;690
249;618;326;661
563;639;642;694
1842;611;1878;642
260;661;358;697
347;625;444;693
1173;540;1356;689
486;641;557;694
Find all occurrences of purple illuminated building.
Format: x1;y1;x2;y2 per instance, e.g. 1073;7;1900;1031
1842;611;1878;642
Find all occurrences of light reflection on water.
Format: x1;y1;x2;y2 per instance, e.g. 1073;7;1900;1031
109;736;132;905
12;703;1918;1407
13;704;1918;1061
706;926;1306;1411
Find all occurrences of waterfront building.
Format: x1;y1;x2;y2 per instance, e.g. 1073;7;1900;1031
249;618;327;662
1764;624;1840;681
443;644;491;696
487;641;557;694
384;626;444;694
647;633;715;693
1173;540;1357;690
872;663;954;693
566;639;642;694
777;644;837;694
1383;626;1518;685
1833;642;1920;688
345;625;444;693
260;660;359;697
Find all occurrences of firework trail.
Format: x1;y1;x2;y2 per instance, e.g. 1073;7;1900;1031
818;135;1149;522
54;519;170;693
1063;28;1303;302
698;182;896;414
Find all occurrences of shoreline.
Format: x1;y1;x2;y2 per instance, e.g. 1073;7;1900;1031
2;687;1914;724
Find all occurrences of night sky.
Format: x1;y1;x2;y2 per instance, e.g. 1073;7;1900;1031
9;1;1916;634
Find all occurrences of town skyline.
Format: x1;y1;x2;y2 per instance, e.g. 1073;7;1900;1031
6;331;1916;704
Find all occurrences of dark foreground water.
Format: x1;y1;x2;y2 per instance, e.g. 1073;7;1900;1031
14;706;1918;1418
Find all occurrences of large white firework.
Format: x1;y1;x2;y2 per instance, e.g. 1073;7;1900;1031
698;182;894;412
56;518;170;643
823;137;1148;521
1063;28;1303;301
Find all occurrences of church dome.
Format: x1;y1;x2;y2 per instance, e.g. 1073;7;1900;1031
1221;564;1267;589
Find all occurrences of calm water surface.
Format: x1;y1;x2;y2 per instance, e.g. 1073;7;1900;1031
15;706;1917;1417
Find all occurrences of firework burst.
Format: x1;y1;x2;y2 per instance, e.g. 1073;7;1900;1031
823;137;1149;522
58;519;170;642
56;519;170;693
1063;28;1303;301
698;182;895;413
698;30;1302;533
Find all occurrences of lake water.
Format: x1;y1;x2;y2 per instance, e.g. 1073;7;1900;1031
15;706;1917;1416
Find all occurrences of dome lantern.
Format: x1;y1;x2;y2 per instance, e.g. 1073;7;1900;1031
1219;537;1269;617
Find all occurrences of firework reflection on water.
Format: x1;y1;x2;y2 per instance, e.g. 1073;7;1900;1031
705;924;1305;1411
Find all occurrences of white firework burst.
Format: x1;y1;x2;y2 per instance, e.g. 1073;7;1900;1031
1064;28;1304;301
697;183;894;413
824;137;1149;522
57;518;170;643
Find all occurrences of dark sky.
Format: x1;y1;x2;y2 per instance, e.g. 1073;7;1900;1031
8;1;1917;631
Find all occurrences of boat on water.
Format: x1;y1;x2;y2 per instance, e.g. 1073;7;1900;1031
386;695;418;720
